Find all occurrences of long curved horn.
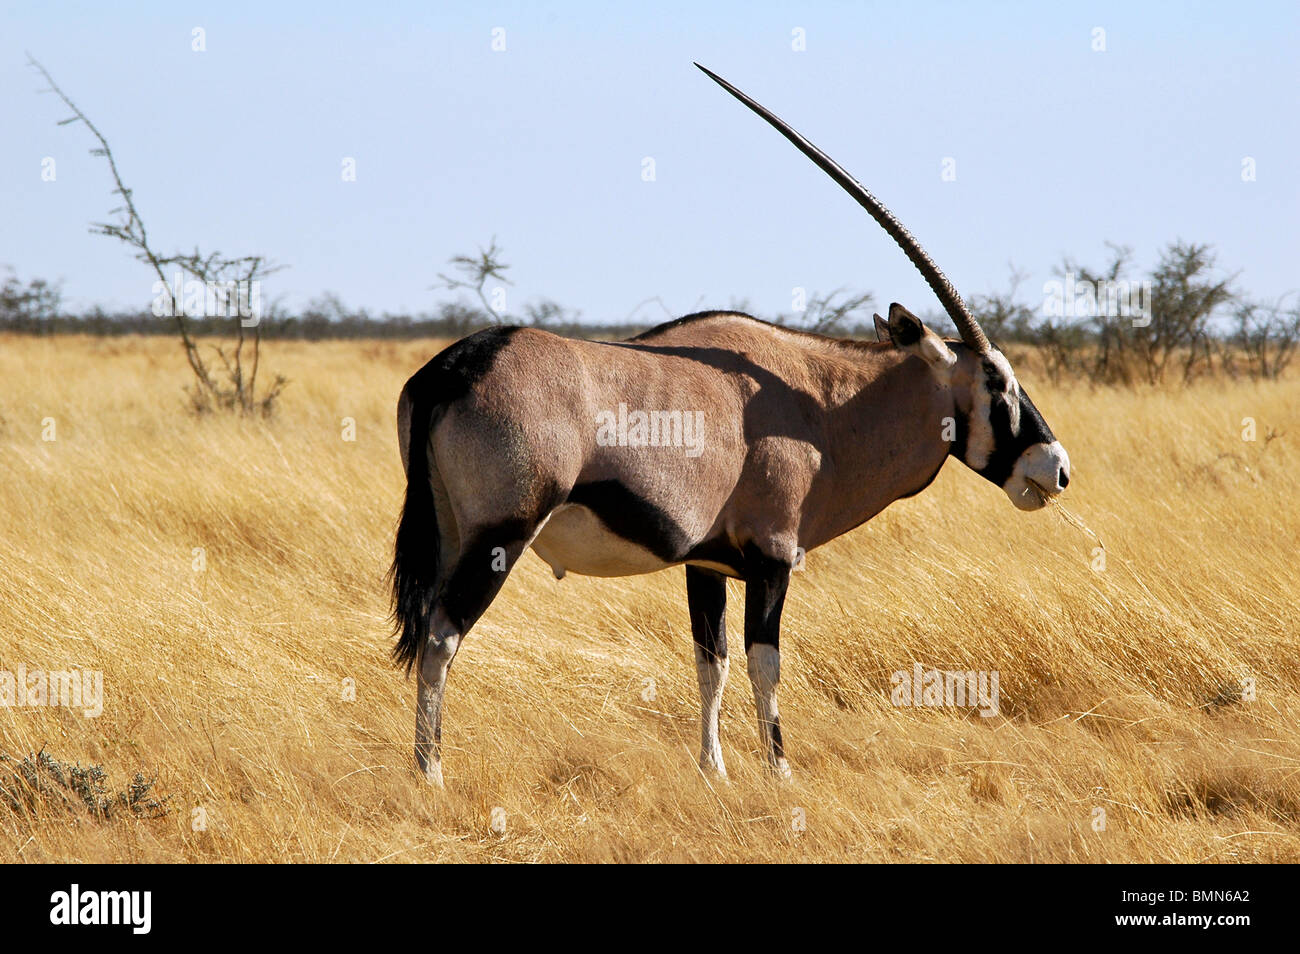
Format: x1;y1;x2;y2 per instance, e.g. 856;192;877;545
695;62;990;354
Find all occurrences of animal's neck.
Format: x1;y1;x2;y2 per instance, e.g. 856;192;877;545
800;345;954;548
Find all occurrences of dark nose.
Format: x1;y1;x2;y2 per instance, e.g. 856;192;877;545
1058;467;1070;489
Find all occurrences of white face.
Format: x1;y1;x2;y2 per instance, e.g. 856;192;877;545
963;349;1018;472
952;346;1070;511
879;306;1071;512
1004;440;1071;511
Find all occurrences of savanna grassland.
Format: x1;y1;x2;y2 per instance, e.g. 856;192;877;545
1;332;1297;863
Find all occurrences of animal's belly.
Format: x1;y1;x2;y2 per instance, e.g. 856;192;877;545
530;504;671;578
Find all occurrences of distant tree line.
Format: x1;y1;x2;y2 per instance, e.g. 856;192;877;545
5;237;1296;386
946;241;1299;385
22;55;1296;408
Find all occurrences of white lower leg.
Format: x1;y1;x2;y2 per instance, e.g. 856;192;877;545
695;646;729;776
746;643;791;779
415;622;460;786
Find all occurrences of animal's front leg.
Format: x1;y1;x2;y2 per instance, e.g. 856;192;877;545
743;555;792;779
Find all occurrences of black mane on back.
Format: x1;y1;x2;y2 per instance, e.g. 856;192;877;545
627;310;764;341
627;309;879;351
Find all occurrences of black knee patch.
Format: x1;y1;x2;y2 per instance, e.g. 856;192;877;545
686;566;728;662
769;718;785;759
441;520;532;633
742;546;791;653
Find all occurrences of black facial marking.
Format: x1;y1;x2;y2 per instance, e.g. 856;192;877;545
981;357;1008;391
1017;386;1055;446
977;398;1022;485
939;342;1058;489
975;383;1056;486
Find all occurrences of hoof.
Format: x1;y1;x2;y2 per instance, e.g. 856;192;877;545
416;750;445;787
699;747;728;780
699;758;730;783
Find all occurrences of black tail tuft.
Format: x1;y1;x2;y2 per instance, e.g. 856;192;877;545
388;327;522;674
390;383;440;676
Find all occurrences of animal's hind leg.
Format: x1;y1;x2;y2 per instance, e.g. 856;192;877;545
416;521;536;785
744;556;792;780
686;566;729;777
415;604;461;786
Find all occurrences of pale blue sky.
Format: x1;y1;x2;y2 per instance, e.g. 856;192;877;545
2;1;1296;324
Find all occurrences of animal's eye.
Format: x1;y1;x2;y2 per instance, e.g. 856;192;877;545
981;362;1007;391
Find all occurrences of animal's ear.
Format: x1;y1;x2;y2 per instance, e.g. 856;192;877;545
873;313;891;343
887;302;955;372
886;302;926;345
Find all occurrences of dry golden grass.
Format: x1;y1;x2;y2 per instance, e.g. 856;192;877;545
1;332;1297;863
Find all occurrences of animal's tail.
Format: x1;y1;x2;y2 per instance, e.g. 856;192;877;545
390;377;441;675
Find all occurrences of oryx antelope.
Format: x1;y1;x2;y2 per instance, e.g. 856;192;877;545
391;64;1070;784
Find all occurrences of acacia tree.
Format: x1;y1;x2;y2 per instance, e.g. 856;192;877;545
435;237;513;323
30;55;287;415
1055;242;1136;385
0;269;61;327
1141;242;1235;384
795;288;875;335
1229;296;1300;380
434;239;584;331
967;265;1036;343
1044;242;1235;385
